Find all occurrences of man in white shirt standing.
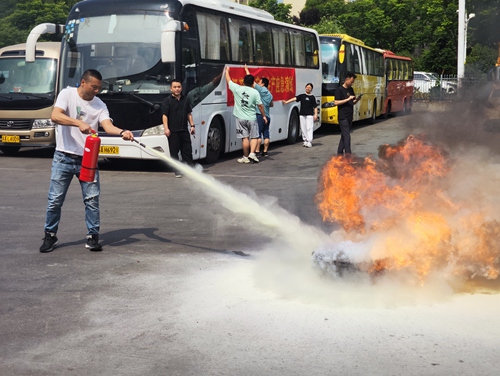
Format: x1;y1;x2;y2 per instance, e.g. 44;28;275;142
40;69;134;253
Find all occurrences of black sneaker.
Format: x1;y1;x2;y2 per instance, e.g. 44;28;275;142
40;232;58;253
86;234;102;252
262;151;269;157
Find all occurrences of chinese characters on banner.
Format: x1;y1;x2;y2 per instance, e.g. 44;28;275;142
227;67;296;106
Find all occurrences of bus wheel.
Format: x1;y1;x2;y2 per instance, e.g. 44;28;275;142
383;102;391;119
204;118;224;164
286;109;299;144
0;146;21;156
368;101;377;124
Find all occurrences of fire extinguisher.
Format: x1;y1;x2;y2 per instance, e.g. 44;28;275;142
80;131;101;182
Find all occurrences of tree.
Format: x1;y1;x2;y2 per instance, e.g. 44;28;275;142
309;16;344;35
297;8;321;26
0;0;72;48
248;0;293;24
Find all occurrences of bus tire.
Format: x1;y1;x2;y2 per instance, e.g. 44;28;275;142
286;109;300;144
383;102;391;119
0;146;21;156
204;117;224;164
368;101;377;124
402;100;407;115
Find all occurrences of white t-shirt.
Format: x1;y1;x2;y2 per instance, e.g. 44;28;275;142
54;87;111;156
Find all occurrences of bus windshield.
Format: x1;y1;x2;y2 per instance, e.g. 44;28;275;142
0;58;57;95
320;38;341;84
60;13;174;93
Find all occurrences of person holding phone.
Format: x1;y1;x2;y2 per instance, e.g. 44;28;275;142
334;72;360;156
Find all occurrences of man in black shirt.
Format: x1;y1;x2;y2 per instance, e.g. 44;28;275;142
334;72;361;156
162;79;195;178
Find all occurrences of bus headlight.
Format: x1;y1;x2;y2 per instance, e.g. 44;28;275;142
141;124;165;137
32;119;55;129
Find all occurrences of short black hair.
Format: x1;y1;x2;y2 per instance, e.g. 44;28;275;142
244;74;255;87
81;69;102;82
346;72;357;79
170;79;182;86
306;82;313;89
261;77;269;88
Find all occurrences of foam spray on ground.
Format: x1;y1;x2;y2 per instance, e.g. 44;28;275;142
133;139;500;306
135;140;330;255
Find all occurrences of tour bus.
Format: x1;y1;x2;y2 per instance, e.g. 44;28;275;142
26;0;321;163
0;42;60;155
320;34;385;125
380;50;413;117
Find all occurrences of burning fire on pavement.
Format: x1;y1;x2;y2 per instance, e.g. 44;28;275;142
313;134;500;288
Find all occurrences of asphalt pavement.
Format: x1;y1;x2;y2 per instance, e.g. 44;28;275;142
1;103;499;376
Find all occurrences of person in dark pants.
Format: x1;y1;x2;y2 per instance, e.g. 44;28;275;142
334;72;361;156
162;79;195;178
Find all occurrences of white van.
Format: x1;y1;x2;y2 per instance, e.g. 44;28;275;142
0;42;60;155
413;71;456;94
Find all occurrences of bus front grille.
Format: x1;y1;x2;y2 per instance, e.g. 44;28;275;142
0;119;33;130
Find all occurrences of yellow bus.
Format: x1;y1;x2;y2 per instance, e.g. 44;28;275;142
320;34;385;125
0;42;60;155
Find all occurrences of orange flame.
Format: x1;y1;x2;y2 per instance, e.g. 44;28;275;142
315;135;500;283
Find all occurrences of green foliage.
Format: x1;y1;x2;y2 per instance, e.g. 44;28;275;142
309;16;344;35
465;44;498;74
0;0;72;48
248;0;293;24
303;0;500;74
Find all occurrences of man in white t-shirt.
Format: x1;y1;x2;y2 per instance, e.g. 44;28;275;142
40;69;134;253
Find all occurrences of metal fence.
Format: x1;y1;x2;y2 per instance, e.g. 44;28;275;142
413;73;489;102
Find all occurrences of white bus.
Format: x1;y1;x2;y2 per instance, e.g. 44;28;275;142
26;0;321;163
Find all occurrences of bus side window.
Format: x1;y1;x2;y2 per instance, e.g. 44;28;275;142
305;33;319;68
272;27;291;66
253;23;272;65
239;25;253;63
220;18;229;61
345;43;354;73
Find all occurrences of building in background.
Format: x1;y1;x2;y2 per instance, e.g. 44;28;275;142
282;0;306;17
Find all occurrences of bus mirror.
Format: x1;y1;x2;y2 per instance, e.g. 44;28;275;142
161;20;182;63
25;23;64;62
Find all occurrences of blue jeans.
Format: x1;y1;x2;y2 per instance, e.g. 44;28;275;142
44;150;100;235
256;113;270;139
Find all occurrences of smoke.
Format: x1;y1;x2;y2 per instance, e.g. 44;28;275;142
405;84;500;154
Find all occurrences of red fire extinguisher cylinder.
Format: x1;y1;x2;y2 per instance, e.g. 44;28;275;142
80;132;101;182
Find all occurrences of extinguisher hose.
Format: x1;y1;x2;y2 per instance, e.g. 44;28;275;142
131;139;166;160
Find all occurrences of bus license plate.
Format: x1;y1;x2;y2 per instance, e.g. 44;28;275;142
99;146;119;155
2;135;20;143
